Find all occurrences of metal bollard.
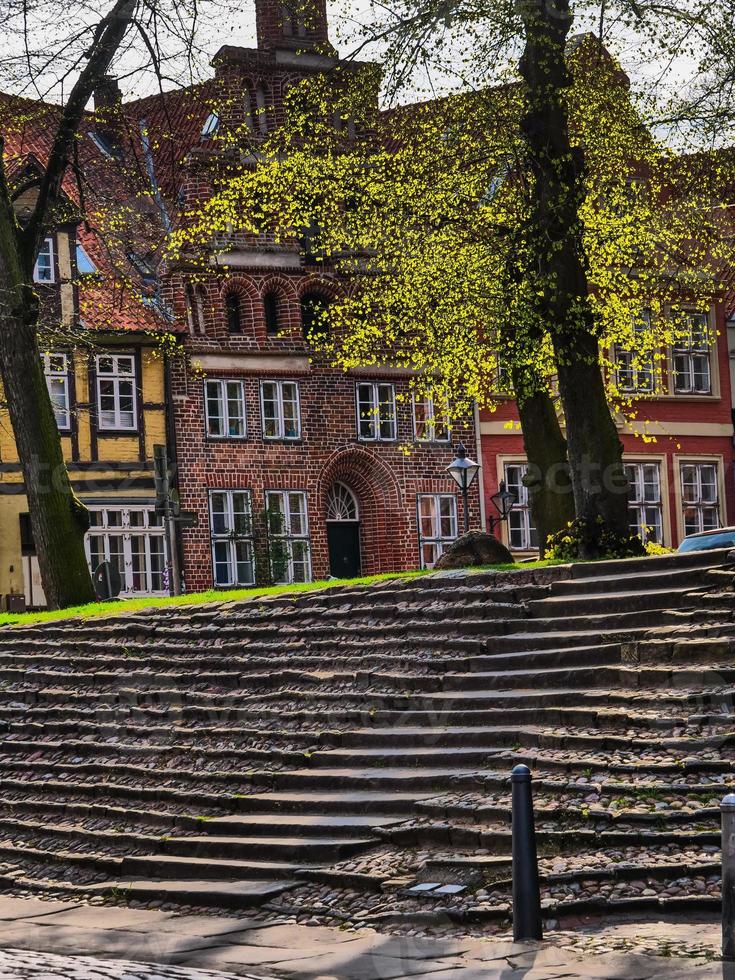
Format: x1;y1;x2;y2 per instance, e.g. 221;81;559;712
511;764;543;942
722;793;735;960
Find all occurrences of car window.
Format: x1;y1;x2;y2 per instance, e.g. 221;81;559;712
679;531;735;552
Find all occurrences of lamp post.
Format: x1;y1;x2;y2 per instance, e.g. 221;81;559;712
446;443;481;534
488;481;517;537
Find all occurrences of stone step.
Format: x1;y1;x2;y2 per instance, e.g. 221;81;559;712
548;564;712;597
160;834;374;862
120;853;323;880
529;586;702;617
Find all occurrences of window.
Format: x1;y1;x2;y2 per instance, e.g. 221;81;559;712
504;464;538;551
614;311;654;393
85;506;165;595
42;352;71;430
673;311;711;394
418;494;458;569
200;113;220;140
266;490;312;583
225;292;242;334
413;391;450;442
185;283;206;335
205;380;246;439
33;238;54;283
76;242;98;275
209;490;255;587
96;354;137;431
301;292;330;343
261;381;300;439
625;461;662;544
681;462;720;536
263;292;280;335
356;382;396;441
244;83;268;136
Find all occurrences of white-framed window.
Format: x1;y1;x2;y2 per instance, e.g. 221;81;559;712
673;311;711;395
357;382;396;441
614;311;654;393
681;461;720;536
413;391;450;442
504;464;538;551
261;380;301;440
418;493;458;569
96;354;137;431
209;490;255;587
204;379;247;439
625;461;663;544
85;505;165;596
42;352;71;430
266;490;312;583
33;237;55;283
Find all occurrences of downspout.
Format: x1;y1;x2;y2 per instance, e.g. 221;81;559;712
473;399;487;530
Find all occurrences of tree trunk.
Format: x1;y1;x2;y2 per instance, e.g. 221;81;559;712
0;260;95;609
518;0;630;556
513;375;574;554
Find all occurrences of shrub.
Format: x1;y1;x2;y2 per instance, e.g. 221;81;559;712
544;517;646;561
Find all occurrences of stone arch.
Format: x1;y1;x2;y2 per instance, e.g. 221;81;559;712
317;447;404;575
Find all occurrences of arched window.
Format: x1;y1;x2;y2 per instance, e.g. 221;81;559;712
326;483;358;521
225;292;242;334
263;292;280;335
301;292;330;343
244;82;269;136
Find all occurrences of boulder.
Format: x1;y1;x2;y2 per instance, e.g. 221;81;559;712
435;531;514;570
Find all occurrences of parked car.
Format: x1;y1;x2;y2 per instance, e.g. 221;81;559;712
678;527;735;553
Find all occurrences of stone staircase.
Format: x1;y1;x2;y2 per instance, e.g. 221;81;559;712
0;548;733;928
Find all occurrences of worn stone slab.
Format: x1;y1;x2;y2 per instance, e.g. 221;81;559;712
0;897;82;920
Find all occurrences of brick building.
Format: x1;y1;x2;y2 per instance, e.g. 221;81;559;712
124;0;483;593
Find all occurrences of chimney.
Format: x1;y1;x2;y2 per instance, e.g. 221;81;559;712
255;0;334;53
93;75;124;156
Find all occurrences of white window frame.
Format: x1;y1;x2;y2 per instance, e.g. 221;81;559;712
672;311;712;395
85;505;166;596
204;379;247;439
96;354;138;432
504;463;538;552
680;461;721;536
417;493;458;569
42;352;71;431
614;311;654;394
260;380;301;440
356;382;397;441
209;490;255;588
265;490;312;583
624;461;663;544
413;391;450;443
33;237;55;283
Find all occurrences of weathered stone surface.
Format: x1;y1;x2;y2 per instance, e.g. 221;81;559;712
434;531;514;569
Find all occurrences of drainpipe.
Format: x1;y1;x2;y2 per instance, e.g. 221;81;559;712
473;400;487;530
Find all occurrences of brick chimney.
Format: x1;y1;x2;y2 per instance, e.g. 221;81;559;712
255;0;333;52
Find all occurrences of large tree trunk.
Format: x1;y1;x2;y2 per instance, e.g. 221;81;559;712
512;374;574;554
518;0;630;556
0;267;95;608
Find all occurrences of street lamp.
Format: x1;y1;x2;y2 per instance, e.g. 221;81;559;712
488;480;517;536
446;443;481;534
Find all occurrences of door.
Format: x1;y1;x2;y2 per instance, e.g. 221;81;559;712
327;521;362;578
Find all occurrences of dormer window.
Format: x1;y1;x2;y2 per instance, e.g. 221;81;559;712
76;242;98;276
200;113;220;140
33;237;54;283
89;131;116;160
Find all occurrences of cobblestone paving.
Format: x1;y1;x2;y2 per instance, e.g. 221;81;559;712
0;949;261;980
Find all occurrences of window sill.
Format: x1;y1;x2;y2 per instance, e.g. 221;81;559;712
357;436;398;444
97;428;140;436
262;436;303;444
205;435;249;443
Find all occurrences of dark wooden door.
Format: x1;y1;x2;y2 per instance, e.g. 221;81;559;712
327;522;361;578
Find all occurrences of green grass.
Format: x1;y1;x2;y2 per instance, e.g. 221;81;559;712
0;558;563;629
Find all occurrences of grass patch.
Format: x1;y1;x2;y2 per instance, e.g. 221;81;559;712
0;558;564;629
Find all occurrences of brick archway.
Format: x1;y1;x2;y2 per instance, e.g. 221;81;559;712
317;448;405;575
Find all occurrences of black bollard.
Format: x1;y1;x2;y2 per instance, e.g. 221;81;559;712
511;763;543;942
722;793;735;960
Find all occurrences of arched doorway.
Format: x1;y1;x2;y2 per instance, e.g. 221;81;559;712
325;483;361;578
